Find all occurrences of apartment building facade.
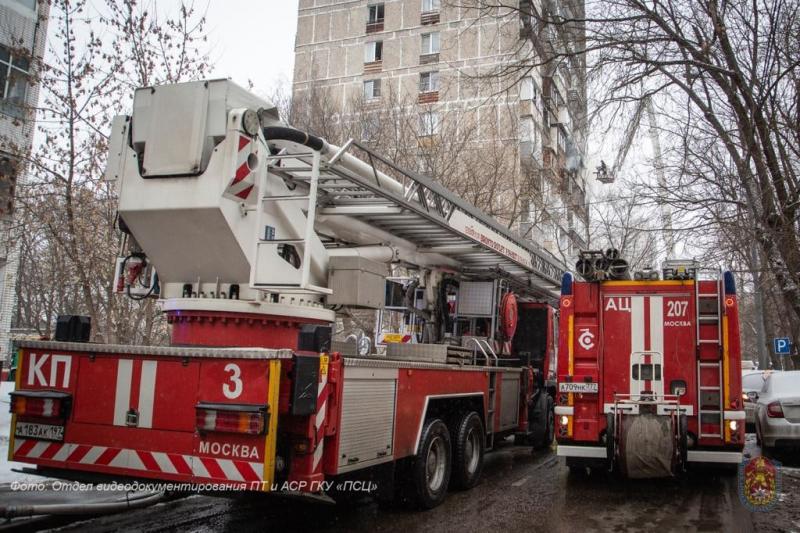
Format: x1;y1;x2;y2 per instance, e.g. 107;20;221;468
0;0;50;362
293;0;589;264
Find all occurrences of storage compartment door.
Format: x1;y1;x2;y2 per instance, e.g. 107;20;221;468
338;367;398;472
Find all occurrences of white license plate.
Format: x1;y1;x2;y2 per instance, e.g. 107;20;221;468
558;382;599;393
15;422;64;442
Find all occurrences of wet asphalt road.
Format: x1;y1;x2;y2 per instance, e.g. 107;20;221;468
42;436;796;533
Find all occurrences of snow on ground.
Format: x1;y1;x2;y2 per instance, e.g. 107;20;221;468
0;380;51;485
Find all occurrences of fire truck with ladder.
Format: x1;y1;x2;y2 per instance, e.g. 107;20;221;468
555;253;745;477
7;80;564;508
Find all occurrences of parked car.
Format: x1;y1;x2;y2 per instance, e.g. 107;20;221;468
742;360;757;371
742;370;767;431
754;371;800;450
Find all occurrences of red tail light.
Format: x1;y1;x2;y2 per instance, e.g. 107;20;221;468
9;391;71;418
195;403;268;435
767;402;784;418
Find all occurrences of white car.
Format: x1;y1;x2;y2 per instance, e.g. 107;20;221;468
754;371;800;450
742;370;767;430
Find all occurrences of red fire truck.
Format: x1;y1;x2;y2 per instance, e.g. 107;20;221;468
7;80;562;508
555;256;745;477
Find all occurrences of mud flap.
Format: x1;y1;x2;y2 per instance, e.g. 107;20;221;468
606;413;615;473
618;414;676;478
678;414;688;473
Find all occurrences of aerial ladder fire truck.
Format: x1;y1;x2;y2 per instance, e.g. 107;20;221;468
555;252;745;477
7;80;563;508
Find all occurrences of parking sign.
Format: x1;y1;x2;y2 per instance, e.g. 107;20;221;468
774;337;791;355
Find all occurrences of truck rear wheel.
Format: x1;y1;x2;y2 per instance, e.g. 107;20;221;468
532;394;554;449
451;411;484;490
408;418;452;509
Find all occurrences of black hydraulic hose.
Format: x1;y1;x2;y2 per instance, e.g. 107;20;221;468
262;127;324;151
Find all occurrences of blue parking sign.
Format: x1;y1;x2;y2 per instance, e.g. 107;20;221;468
774;337;791;355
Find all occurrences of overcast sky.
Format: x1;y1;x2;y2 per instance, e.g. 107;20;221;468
204;0;298;95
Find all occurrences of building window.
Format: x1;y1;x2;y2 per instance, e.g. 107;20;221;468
520;116;533;143
364;41;383;63
557;126;566;151
419;111;440;136
362;114;380;141
422;0;440;12
0;46;30;119
364;79;381;100
520;76;539;102
367;3;385;23
419;71;439;92
417;154;434;176
421;32;440;55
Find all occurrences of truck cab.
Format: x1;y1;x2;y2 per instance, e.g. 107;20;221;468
555;256;745;477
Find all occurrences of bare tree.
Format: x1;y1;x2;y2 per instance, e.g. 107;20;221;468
455;1;800;359
6;0;210;343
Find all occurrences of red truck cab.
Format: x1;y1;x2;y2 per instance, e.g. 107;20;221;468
555;263;744;477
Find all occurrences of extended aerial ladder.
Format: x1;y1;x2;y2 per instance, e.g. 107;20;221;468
594;96;675;257
259;138;566;299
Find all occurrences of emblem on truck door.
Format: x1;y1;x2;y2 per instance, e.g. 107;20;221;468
578;329;595;350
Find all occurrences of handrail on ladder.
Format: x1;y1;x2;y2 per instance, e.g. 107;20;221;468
466;338;498;367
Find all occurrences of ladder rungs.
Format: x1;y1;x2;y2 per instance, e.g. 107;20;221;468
698;293;720;298
261;195;310;202
698;339;721;344
699;386;721;390
699;433;723;438
268;166;313;172
698;316;719;322
699;409;721;413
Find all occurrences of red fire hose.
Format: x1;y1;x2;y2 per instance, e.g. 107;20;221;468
499;292;518;341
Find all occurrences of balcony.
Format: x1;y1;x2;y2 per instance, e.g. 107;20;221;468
366;20;384;34
421;11;440;25
418;91;439;104
364;60;383;74
419;53;439;65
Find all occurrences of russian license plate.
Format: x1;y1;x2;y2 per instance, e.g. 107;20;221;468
558;382;599;393
15;422;65;442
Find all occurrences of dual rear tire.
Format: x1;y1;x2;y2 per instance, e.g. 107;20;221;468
404;411;485;509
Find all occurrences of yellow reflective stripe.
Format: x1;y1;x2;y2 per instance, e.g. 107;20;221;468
568;314;574;408
723;315;731;442
8;350;23;462
568;314;574;375
263;359;281;490
601;280;694;287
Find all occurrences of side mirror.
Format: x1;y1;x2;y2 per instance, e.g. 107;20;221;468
747;391;759;402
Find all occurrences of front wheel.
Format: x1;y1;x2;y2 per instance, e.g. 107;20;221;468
451;411;485;490
408;418;452;509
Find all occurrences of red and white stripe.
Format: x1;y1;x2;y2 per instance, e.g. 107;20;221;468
224;135;256;200
630;296;664;397
13;439;264;484
113;359;157;428
312;370;328;473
